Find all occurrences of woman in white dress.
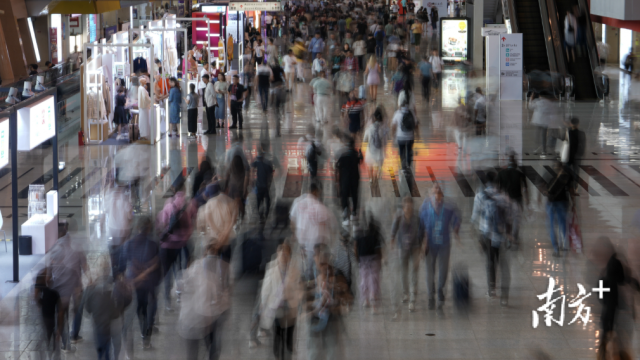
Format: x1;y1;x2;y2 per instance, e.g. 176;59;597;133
362;106;387;185
364;56;381;101
138;77;152;140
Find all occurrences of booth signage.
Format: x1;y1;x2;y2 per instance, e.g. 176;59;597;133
0;118;8;169
50;28;58;63
228;2;281;11
440;19;468;61
481;26;508;37
17;95;56;151
499;33;523;100
202;5;226;13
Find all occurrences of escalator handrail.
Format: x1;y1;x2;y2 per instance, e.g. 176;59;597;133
538;0;560;76
544;0;569;80
576;0;603;99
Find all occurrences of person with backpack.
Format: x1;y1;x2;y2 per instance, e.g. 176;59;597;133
420;184;461;310
391;96;416;173
157;191;195;311
471;171;512;306
544;161;576;256
391;196;423;314
298;124;324;181
363;106;387;185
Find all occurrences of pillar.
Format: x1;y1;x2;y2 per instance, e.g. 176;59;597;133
0;0;29;83
471;0;484;71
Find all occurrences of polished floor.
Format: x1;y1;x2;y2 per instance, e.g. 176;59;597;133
0;58;639;359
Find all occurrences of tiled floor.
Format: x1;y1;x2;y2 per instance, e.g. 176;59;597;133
1;50;640;359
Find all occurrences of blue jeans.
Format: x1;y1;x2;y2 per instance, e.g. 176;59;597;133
375;41;383;58
546;201;568;252
425;244;451;302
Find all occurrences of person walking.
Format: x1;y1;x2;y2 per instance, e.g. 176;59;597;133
566;117;585;189
352;35;366;72
564;10;578;62
256;57;274;113
168;77;182;137
529;91;560;156
471;171;512;306
429;50;444;90
341;90;366;137
138;77;152;140
308;32;326;61
336;137;361;226
374;22;385;59
391;97;417;173
310;71;333;124
418;55;433;101
228;75;248;129
420;184;461;310
363;106;387;185
544;161;575;256
214;73;229;129
178;241;232;360
283;49;297;92
157;191;194;311
251;143;277;222
260;242;303;360
497;153;528;249
47;220;89;352
355;215;385;313
289;183;336;280
312;52;327;77
391;196;423;314
473;87;486;135
120;216;161;351
364;55;381;101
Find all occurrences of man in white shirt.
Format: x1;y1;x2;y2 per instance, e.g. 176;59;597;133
198;63;211;107
289;182;335;279
390;1;399;15
203;74;217;134
265;13;273;36
429;49;444;90
311;52;326;77
283;49;297;92
310;71;332;123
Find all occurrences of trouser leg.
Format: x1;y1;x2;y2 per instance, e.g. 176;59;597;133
425;250;436;300
437;245;451;302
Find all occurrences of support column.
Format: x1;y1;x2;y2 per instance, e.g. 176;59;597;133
471;0;484;71
0;0;29;83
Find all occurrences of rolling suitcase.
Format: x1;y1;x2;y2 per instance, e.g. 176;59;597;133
128;124;139;143
358;84;367;100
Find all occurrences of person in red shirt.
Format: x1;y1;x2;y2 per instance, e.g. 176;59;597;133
341;90;366;136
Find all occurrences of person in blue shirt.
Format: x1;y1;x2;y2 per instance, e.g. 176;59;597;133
308;33;325;62
168;77;182;137
420;184;461;310
418;55;433;101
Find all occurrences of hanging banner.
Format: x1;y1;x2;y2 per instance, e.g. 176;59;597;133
50;28;58;64
229;2;280;11
499;33;523;101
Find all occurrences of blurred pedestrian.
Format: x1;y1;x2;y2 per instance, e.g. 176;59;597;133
48;219;89;352
391;196;423;314
429;49;443;90
34;266;60;359
336;137;362;226
121;216;161;351
420;184;461;310
418;55;432;102
251;143;277;222
473;87;486;135
341;90;366;136
310;71;333;124
363;106;388;185
364;55;381;101
497;153;528;249
299;124;324;181
256;57;274;113
471;171;511;306
260;242;303;360
84;257;120;360
289;182;336;280
564;10;577;62
355;214;385;313
391;96;417;173
544;161;575;256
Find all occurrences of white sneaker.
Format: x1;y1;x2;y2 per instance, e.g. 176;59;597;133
342;219;350;226
401;294;409;303
408;302;415;312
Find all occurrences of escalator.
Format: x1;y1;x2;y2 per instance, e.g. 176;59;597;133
513;0;550;73
552;0;598;99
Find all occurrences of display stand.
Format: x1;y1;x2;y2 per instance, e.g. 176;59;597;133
83;43;155;144
21;188;58;254
138;26;187;141
7;88;59;282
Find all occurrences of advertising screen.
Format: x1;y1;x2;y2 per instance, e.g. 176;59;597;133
17;95;56;151
440;19;468;62
0;119;8;169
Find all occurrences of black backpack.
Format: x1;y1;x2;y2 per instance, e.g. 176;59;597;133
400;110;415;132
375;29;384;41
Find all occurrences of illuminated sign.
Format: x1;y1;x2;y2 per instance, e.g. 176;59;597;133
0;119;8;169
228;2;281;11
17;95;56;151
440;19;468;62
202;5;226;13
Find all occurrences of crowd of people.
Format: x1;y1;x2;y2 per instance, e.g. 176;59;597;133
28;1;631;360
